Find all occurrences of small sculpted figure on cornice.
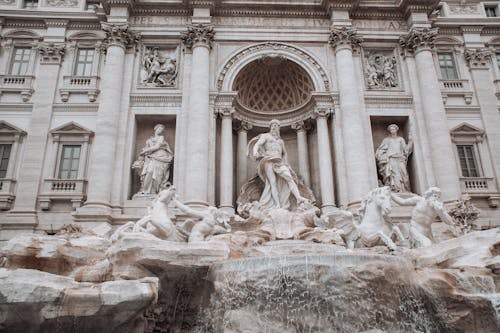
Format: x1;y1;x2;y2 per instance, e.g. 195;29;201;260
329;26;362;51
464;48;492;69
38;42;65;64
181;24;215;50
399;28;438;54
101;22;140;49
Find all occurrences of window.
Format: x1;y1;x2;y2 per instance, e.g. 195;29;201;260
9;47;31;75
457;145;479;177
23;0;38;8
58;145;81;180
438;52;458;80
485;6;497;17
0;144;12;179
74;48;95;76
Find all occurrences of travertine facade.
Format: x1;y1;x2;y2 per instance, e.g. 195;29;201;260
0;0;499;241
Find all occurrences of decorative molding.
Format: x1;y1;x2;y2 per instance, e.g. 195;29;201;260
180;24;215;50
132;7;190;16
460;26;483;34
38;42;65;64
464;48;492;69
44;19;69;29
444;105;481;115
329;27;362;51
214;8;328;18
399;27;438;54
216;107;235;118
0;120;27;136
0;104;33;113
52;104;99;113
216;42;331;92
364;94;413;105
312;107;333;119
129;94;182;107
101;23;140;49
190;0;215;9
47;0;78;8
67;23;102;30
448;4;479;15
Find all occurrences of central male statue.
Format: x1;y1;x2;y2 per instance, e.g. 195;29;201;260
248;119;308;210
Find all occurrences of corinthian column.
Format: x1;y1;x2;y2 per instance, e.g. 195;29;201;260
236;121;252;194
329;27;371;207
313;108;336;213
291;121;311;187
400;28;461;201
181;24;215;206
218;108;234;213
79;23;139;218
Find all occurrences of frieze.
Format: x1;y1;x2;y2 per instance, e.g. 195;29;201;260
47;0;78;7
353;20;407;31
140;46;179;87
212;16;329;28
130;16;189;26
448;5;479;15
364;51;399;89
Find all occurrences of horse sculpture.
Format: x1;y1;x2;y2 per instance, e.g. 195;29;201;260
344;186;405;250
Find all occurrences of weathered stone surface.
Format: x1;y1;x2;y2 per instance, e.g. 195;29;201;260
0;268;158;333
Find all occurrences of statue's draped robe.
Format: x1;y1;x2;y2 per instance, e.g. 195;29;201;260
375;136;411;192
141;136;174;194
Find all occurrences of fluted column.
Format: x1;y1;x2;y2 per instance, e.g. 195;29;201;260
80;23;139;216
291;121;311;187
329;27;371;207
218;108;234;213
7;42;66;224
400;28;461;201
181;24;215;206
313;108;336;213
236;121;252;194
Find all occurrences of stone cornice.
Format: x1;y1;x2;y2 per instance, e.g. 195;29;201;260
101;22;141;49
329;26;362;51
399;27;438;54
38;42;65;64
322;0;360;12
464;48;492;69
181;24;215;49
101;0;136;13
190;0;215;9
44;19;69;28
399;0;440;16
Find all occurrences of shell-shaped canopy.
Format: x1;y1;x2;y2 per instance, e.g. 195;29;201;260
233;57;313;112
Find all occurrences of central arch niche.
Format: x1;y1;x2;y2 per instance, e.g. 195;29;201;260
231;56;316;126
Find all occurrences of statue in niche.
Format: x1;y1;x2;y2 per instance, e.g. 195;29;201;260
391;187;461;248
132;124;174;196
366;52;398;89
141;47;177;87
237;119;314;213
375;124;413;193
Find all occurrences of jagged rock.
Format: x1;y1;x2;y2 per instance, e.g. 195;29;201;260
0;268;158;333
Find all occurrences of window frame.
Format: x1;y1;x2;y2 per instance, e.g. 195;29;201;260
450;123;487;179
437;51;459;80
456;144;481;178
73;48;96;77
0;121;27;180
0;143;13;179
58;144;82;180
9;46;32;76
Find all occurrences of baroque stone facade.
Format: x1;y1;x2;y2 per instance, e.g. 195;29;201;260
0;0;499;239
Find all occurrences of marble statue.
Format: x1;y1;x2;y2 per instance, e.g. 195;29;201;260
132;124;174;196
244;119;308;210
448;195;480;234
391;187;461;248
141;47;177;87
375;124;413;192
344;186;405;250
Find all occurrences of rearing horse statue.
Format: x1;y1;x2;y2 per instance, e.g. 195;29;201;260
345;186;405;250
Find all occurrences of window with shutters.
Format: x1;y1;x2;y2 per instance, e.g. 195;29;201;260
438;52;458;80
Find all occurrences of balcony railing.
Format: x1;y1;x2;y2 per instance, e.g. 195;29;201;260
39;179;87;210
0;75;34;102
0;178;16;210
59;75;100;102
460;177;496;194
439;79;473;104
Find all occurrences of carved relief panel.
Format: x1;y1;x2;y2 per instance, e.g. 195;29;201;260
363;50;399;90
139;45;179;88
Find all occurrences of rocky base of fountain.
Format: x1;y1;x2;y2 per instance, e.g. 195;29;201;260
1;227;499;332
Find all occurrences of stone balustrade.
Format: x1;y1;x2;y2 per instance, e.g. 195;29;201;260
459;177;496;194
59;75;100;102
439;79;473;104
39;179;87;210
0;75;34;102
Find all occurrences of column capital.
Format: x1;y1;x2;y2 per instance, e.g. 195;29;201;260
399;27;438;55
237;120;253;132
464;48;492;69
216;107;234;118
101;23;141;50
329;26;362;52
291;120;312;132
181;24;215;50
313;107;333;119
38;42;65;65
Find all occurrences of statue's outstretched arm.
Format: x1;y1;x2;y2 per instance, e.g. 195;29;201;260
391;193;419;206
172;199;208;219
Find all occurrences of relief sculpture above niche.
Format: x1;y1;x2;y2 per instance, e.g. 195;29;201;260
140;46;178;87
364;50;399;89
